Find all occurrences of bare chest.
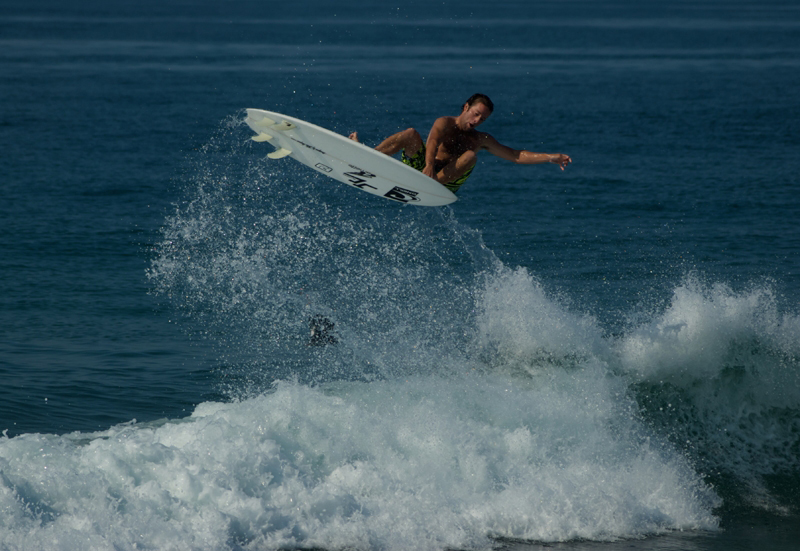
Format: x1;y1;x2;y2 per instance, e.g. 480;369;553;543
435;129;479;160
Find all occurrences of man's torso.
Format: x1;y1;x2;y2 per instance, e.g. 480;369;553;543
432;116;486;170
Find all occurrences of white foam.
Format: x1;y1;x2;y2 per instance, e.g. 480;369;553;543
476;266;605;371
619;277;791;381
615;275;800;409
615;275;800;485
0;364;720;551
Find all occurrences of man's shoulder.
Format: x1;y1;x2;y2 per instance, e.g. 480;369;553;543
474;131;497;147
433;115;457;126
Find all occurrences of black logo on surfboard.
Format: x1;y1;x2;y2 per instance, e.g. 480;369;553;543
384;186;420;203
289;137;326;155
343;166;378;190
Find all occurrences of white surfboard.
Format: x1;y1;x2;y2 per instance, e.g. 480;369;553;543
244;109;457;207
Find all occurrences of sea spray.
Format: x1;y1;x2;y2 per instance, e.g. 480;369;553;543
475;266;604;373
617;275;800;512
150;120;496;388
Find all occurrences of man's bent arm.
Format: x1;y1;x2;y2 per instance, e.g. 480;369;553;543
423;118;448;178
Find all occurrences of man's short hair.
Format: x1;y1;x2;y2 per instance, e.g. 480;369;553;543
465;93;494;113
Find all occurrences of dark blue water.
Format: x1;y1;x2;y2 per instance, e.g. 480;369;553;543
2;1;799;549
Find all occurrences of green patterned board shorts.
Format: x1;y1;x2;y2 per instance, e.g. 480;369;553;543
401;144;474;194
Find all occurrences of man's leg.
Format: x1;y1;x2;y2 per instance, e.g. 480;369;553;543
350;128;424;157
435;150;476;184
375;128;424;157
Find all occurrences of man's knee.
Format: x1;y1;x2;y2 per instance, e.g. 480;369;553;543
459;150;477;168
400;128;421;140
400;128;423;154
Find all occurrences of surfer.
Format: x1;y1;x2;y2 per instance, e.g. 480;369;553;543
349;93;571;193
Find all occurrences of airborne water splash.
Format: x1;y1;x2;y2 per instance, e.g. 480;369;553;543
148;120;500;387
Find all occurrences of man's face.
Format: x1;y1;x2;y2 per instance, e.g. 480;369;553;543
460;102;492;130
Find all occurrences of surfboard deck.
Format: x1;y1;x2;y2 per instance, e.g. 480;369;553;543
244;109;457;207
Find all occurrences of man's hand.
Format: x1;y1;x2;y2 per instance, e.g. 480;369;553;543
551;154;572;170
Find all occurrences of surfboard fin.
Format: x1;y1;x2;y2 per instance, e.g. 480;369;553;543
267;147;292;159
247;112;276;128
251;132;273;142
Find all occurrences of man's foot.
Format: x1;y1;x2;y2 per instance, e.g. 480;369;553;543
349;132;359;142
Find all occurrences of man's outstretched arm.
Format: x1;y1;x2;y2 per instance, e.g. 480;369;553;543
482;134;571;170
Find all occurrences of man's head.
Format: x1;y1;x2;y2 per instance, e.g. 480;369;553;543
464;93;494;114
459;93;494;131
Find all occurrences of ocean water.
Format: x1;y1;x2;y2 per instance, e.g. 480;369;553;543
1;1;799;550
